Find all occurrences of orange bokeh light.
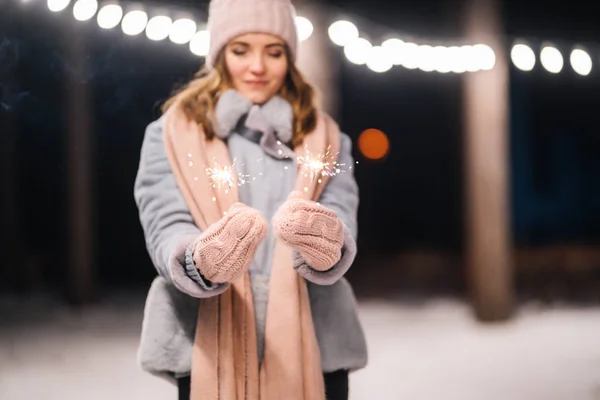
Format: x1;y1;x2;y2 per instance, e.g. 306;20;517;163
358;128;390;160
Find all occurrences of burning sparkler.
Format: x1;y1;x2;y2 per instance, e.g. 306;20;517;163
296;145;346;182
206;158;250;193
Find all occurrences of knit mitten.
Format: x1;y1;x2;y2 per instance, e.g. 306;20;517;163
272;191;344;271
192;202;267;283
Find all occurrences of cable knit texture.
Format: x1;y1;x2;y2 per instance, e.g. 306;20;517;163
272;191;344;271
192;202;267;283
185;244;220;290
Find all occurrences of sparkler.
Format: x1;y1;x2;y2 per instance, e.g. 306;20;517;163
296;144;346;183
206;158;250;194
202;143;359;197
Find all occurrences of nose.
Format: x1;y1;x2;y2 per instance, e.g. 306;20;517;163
249;53;266;75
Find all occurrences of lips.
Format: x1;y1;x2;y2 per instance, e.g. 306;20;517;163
245;80;268;87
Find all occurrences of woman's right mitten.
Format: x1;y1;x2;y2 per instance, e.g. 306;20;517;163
191;202;267;283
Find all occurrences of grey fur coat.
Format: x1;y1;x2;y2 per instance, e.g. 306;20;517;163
133;90;368;380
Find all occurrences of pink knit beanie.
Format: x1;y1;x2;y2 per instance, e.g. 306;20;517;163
206;0;299;68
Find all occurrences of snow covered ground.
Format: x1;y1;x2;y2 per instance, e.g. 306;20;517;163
1;292;600;400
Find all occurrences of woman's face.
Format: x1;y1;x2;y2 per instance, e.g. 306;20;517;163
224;33;289;104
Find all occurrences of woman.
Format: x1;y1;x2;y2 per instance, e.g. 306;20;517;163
134;0;367;399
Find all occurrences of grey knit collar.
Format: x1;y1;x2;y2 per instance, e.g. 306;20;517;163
213;89;293;145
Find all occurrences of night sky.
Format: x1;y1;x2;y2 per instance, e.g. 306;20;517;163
1;0;599;290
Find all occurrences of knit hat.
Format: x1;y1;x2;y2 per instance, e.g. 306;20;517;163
206;0;299;68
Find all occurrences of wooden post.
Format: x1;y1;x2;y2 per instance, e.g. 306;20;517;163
0;1;22;291
295;0;340;119
64;22;96;304
0;103;21;291
463;0;514;321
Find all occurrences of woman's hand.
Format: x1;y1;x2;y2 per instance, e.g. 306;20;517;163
272;191;344;271
192;202;267;283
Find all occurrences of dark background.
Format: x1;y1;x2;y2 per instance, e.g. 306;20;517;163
1;0;599;300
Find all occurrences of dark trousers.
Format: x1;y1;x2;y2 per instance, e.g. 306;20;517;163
178;369;349;400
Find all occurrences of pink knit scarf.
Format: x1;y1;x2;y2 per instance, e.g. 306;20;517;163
163;104;341;399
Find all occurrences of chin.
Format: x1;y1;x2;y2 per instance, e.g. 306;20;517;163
242;90;275;105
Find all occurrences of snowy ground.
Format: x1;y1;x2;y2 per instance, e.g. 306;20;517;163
1;292;600;400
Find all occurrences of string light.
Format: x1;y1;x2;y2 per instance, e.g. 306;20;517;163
330;18;499;74
146;15;172;41
122;10;148;36
540;46;564;74
344;38;372;65
296;16;314;42
511;44;536;72
34;3;597;77
570;48;592;76
97;4;122;30
169;18;196;44
328;20;359;46
367;46;393;73
73;0;97;21
381;38;406;66
190;30;210;57
47;0;70;12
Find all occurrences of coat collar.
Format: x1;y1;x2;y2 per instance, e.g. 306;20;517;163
213;89;293;144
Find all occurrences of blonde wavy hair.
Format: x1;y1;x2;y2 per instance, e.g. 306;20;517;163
162;47;318;148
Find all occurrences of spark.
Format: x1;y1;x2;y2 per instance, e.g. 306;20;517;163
206;158;250;192
296;145;347;182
